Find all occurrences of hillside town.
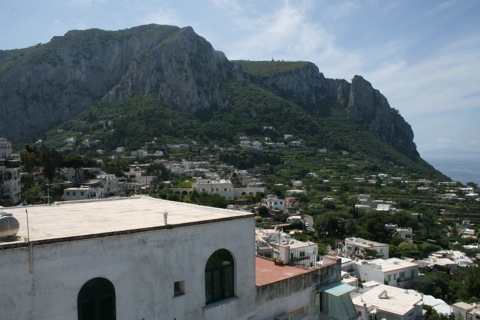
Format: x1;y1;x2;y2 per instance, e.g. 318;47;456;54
1;135;480;319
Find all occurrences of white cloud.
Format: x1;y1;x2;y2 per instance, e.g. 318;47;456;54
326;1;359;20
217;1;361;77
363;32;480;119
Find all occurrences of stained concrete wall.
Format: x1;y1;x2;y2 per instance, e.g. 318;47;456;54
252;257;342;319
0;217;256;320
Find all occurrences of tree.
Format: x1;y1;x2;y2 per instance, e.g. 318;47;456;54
357;211;394;242
454;267;480;301
63;153;84;181
412;272;449;299
146;162;170;181
314;212;352;238
20;148;40;171
257;205;270;217
39;147;63;183
103;159;129;176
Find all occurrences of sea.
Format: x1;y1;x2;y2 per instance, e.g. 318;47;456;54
426;158;480;186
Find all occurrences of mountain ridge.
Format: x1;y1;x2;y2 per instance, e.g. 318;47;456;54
1;24;423;166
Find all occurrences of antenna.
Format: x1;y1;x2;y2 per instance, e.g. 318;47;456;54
26;209;34;273
25;209;30;242
163;210;168;225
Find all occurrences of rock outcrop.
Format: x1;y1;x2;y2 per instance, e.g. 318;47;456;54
240;64;417;158
0;25;230;142
347;75;418;158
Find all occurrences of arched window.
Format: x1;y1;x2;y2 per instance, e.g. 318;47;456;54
205;249;234;304
78;278;116;320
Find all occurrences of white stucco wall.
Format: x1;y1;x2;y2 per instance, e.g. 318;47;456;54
355;262;385;284
0;218;256;320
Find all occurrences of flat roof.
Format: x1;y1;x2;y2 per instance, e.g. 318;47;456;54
255;256;335;286
345;237;386;248
320;282;356;297
362;258;418;272
0;196;253;248
352;284;422;316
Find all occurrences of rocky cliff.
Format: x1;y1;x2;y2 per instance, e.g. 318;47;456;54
0;25;230;142
237;62;418;158
347;76;418;158
0;24;418;159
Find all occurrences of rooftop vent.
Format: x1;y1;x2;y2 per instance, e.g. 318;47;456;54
0;212;20;239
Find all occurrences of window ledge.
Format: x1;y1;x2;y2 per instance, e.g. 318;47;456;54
203;296;238;310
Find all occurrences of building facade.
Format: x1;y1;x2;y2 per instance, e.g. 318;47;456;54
344;237;389;259
355;258;419;289
0;137;21;204
352;282;424;320
0;196;357;320
193;179;235;200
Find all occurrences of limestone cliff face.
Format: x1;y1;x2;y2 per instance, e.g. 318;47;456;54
0;25;230;141
104;26;231;112
244;65;417;159
347;76;418;158
239;62;351;116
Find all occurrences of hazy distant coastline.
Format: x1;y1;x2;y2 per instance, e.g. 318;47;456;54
421;148;480;185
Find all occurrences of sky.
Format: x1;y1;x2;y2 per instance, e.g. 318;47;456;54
1;0;480;158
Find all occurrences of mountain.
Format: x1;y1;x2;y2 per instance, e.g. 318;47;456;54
0;25;231;142
0;24;443;178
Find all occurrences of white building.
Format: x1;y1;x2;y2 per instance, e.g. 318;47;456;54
0;196;357;320
0;137;13;159
351;282;424;320
262;195;285;211
452;301;480;320
193;179;234;200
0;138;21;204
344;237;389;259
355;258;419;289
395;227;414;242
63;186;98;201
255;228;319;268
415;250;474;269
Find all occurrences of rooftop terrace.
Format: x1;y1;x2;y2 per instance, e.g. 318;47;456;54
0;196;253;248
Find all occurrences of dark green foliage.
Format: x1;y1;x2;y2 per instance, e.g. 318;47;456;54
256;206;270;217
235;60;308;77
314;211;355;238
412;271;450;298
38;75;447;182
219;150;282;169
188;191;228;208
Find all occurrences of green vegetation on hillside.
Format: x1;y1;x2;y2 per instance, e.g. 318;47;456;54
40;76;446;181
235;60;308;77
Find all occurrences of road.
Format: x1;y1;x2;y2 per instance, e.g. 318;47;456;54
303;214;314;231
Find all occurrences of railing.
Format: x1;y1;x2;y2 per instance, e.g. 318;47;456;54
289;248;317;268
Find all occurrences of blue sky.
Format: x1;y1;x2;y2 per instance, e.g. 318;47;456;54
1;0;479;157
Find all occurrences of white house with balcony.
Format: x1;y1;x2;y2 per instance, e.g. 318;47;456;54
355;258;419;289
255;228;319;268
344;237;389;259
262;195;285;211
